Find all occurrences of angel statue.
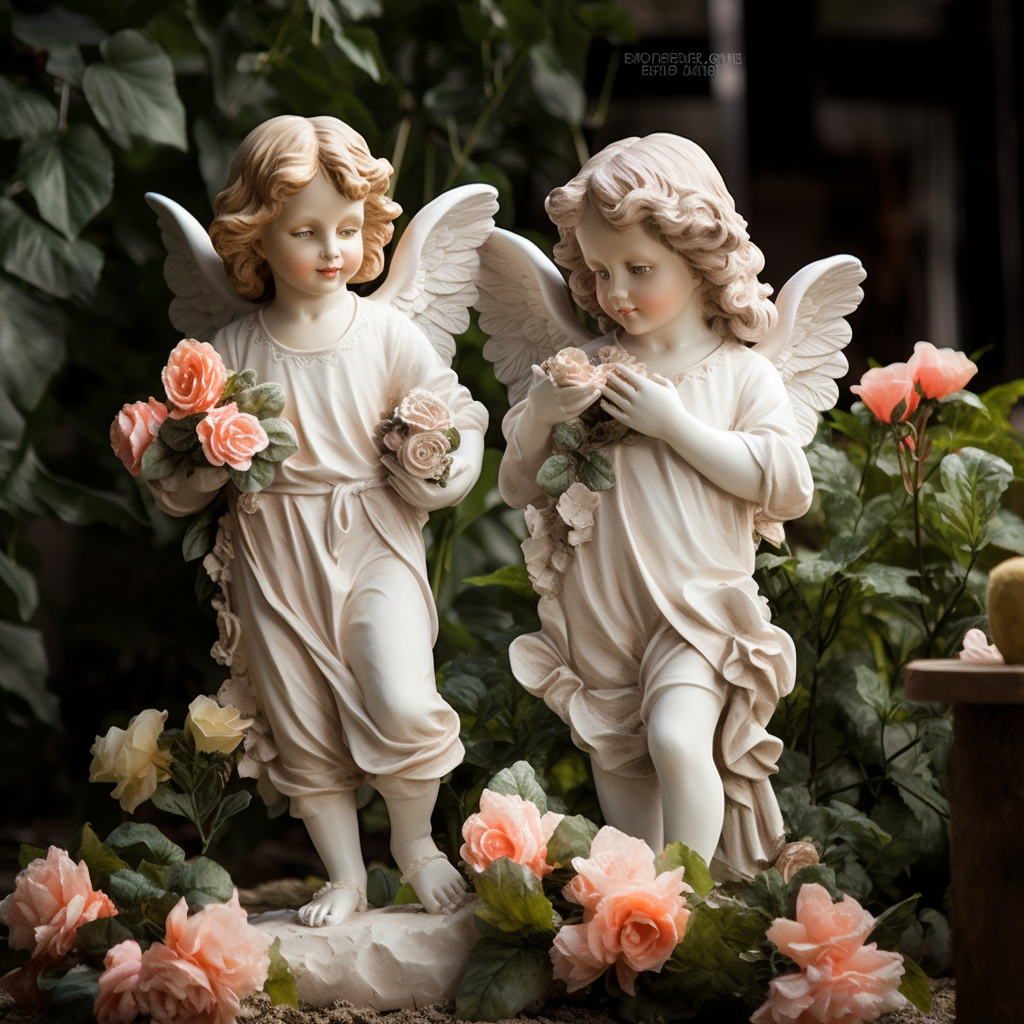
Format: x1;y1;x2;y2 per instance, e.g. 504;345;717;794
145;114;496;925
477;133;864;881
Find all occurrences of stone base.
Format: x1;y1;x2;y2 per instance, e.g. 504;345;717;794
249;901;479;1009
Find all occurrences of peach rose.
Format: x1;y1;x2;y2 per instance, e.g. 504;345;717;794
461;789;564;878
0;846;117;959
89;708;173;813
774;841;820;884
397;429;451;480
551;922;610;992
137;894;270;1024
541;347;604;387
751;943;906;1024
959;627;1004;663
185;694;252;755
196;403;269;472
850;363;920;424
110;398;168;477
767;883;876;969
908;340;977;400
397;389;453;432
94;939;143;1024
162;339;227;419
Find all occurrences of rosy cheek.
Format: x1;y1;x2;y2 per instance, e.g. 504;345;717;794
287;252;319;278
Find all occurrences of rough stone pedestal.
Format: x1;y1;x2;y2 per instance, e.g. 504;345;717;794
250;901;479;1009
904;660;1024;1024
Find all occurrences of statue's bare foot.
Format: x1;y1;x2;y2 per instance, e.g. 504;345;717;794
398;848;469;914
297;880;366;927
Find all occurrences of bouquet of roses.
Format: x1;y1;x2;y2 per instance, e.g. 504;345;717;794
533;343;647;500
376;388;461;487
110;339;298;494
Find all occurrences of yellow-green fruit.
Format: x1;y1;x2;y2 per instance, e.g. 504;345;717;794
987;556;1024;664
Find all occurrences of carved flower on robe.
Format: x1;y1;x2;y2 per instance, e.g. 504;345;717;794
397;429;452;480
210;596;244;670
522;504;573;598
557;482;600;546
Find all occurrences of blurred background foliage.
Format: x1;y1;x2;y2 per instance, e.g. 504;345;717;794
1;0;1023;982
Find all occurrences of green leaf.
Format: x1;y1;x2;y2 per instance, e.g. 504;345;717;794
474;859;559;937
106;868;169;907
159;413;205;453
263;937;299;1007
898;954;933;1013
140;435;180;481
552;420;586;452
208;790;252;837
137;860;172;889
228;458;276;493
367;866;400;907
220;369;257;401
150;781;196;820
394;881;420;905
990;510;1024;554
463;564;537;601
455;940;550;1022
849;563;923;603
104;823;186;868
536;453;577;496
18;844;47;869
12;8;106;47
579;450;615;491
0;549;39;621
37;964;101;1024
74;917;135;969
0;77;58;139
784;864;842;919
854;665;889;716
439;672;488;714
0;197;103;298
18;125;113;239
167;857;234;910
234;382;286;419
257;417;299;463
529;43;586;124
794;556;843;586
82;30;187;151
867;893;921;949
654;842;714;899
66;824;129;890
0;620;58;724
741;867;788;920
930;447;1013;559
889;766;950;819
486;760;548;813
545;815;598;869
0;280;56;412
182;502;222;562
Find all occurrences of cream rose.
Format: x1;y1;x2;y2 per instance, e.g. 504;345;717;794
161;340;227;419
185;695;253;755
397;388;453;432
541;347;603;387
196;403;269;472
89;709;173;813
110;398;168;477
397;429;451;480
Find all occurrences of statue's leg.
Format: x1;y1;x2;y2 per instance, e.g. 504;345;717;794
589;761;664;852
297;790;368;926
645;674;725;865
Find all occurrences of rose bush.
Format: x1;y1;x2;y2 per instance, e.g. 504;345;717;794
196;402;270;471
89;709;173;813
109;398;168;476
161;339;228;419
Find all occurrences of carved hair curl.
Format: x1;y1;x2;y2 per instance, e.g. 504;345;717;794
210;115;401;302
545;134;777;343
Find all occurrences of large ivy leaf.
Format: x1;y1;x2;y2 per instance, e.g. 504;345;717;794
11;8;106;47
486;760;548;812
167;857;234;910
473;858;559;937
18;125;114;239
653;842;714;899
455;940;550;1022
545;815;598;869
848;563;923;603
898;954;933;1013
82;30;187;151
0;277;65;412
0;620;58;724
104;823;186;868
66;824;130;890
0;77;58;139
0;198;103;299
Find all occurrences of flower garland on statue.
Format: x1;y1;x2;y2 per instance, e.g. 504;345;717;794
522;344;647;597
449;762;931;1024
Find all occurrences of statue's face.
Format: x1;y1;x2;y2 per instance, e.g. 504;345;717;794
576;205;701;345
259;171;365;300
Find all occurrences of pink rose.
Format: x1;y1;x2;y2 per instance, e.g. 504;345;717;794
94;940;144;1024
598;343;648;377
773;841;820;884
752;943;906;1024
959;627;1004;663
137;894;271;1024
541;347;604;387
397;429;451;480
161;340;228;419
907;340;977;400
110;398;169;477
197;403;269;472
460;789;563;878
551;922;610;992
397;389;453;432
0;846;117;960
850;363;920;424
767;884;876;969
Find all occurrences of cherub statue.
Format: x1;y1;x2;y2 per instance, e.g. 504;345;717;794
146;115;496;924
477;134;864;880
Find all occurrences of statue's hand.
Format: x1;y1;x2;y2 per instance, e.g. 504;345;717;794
381;454;470;511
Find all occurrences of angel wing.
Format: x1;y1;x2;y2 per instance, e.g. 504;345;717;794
369;184;498;367
475;228;595;406
144;193;258;341
754;254;866;446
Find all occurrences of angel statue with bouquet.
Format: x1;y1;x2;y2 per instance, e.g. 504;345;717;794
143;115;496;925
478;134;864;881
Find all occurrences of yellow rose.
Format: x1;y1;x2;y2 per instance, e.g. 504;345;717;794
185;695;252;755
89;708;173;813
